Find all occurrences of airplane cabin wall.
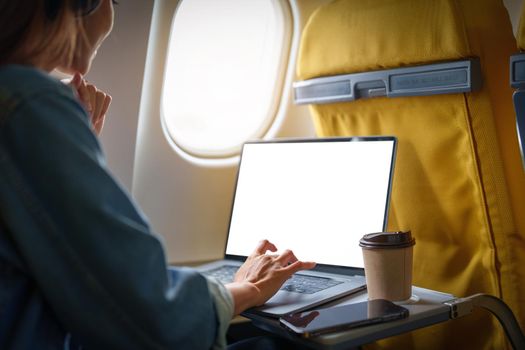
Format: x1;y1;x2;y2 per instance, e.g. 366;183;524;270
86;1;154;191
131;0;333;264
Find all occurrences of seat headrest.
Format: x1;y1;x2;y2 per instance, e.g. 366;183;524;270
297;0;471;80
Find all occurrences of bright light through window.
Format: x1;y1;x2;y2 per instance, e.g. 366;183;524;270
162;0;291;158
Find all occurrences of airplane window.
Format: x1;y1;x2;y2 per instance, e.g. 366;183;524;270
162;0;291;159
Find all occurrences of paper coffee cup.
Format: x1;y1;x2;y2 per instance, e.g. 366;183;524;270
359;231;415;302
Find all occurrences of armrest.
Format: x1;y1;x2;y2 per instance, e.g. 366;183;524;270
445;294;525;350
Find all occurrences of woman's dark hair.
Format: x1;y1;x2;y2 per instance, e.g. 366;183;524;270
0;0;81;66
45;0;102;20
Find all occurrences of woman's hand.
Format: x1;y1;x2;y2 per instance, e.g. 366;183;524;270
226;240;316;315
69;73;112;135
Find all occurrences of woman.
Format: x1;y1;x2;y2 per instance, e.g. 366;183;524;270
0;0;315;348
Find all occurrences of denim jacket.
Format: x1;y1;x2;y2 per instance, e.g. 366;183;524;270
0;65;233;349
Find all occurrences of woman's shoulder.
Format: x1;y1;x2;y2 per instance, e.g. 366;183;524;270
0;64;88;130
0;65;99;164
0;64;73;100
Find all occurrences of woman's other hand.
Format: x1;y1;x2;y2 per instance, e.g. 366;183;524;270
69;73;112;135
226;240;316;315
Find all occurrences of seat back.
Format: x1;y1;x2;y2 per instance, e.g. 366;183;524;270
296;0;525;349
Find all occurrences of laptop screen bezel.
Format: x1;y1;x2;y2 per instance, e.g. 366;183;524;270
223;136;398;276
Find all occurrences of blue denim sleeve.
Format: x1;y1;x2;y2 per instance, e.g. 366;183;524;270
0;81;232;349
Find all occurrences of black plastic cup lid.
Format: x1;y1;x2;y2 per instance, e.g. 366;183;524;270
359;231;415;249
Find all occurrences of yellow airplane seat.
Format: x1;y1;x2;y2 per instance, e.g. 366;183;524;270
295;0;525;349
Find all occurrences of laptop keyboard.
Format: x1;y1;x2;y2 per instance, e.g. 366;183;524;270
202;265;343;294
203;265;239;284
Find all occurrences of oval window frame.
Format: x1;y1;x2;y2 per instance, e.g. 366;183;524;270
160;0;293;165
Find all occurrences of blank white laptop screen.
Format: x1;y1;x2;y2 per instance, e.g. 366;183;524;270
225;138;395;268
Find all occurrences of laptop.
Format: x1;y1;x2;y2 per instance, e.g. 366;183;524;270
198;136;397;317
